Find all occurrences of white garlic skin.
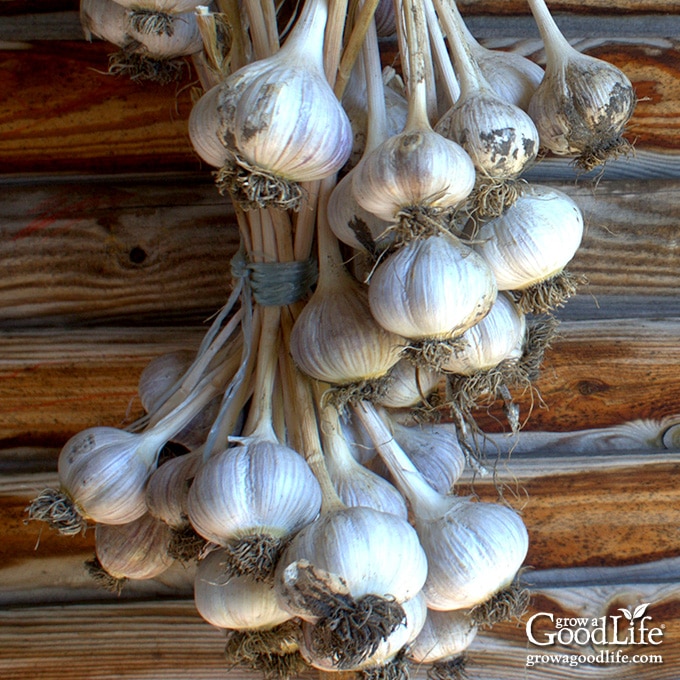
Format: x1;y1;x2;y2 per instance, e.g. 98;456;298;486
289;273;404;384
375;359;440;409
416;497;529;611
111;0;205;12
138;349;194;414
300;591;427;671
368;233;497;340
391;422;466;495
407;608;478;664
341;416;377;466
186;439;322;546
95;513;174;580
276;506;428;609
189;84;229;168
58;427;158;525
351;129;476;222
528;52;636;158
194;548;292;630
473;184;583;290
146;451;202;529
435;92;539;180
441;292;526;375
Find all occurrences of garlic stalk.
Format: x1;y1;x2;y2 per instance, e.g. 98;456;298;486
186;307;323;579
471;183;584;314
319;401;408;519
26;361;233;535
432;0;539;216
290;178;404;401
526;0;636;171
87;513;175;592
351;0;476;225
215;0;352;210
354;400;529;613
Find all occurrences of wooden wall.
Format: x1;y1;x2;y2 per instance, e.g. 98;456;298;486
1;2;679;679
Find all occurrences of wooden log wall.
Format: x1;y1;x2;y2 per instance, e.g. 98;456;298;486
1;1;679;679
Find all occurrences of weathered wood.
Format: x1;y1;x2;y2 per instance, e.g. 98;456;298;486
0;176;677;326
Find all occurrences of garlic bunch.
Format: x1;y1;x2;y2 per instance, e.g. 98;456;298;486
375;358;440;410
433;0;539;215
88;512;175;592
81;0;203;82
275;505;428;669
472;183;584;313
354;401;528;614
215;0;352;210
527;0;636;170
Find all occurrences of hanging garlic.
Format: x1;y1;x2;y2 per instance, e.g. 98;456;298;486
341;414;378;466
26;363;225;536
526;0;636;171
389;419;466;495
432;0;539;215
110;0;206;36
319;403;408;519
354;401;528;613
188;83;228;168
329;18;398;254
367;230;497;348
350;0;475;224
88;512;174;592
375;358;440;410
441;292;526;375
299;591;427;672
290;180;404;397
215;0;352;210
406;608;477;670
81;0;203;82
275;504;428;669
472;183;584;313
187;307;323;580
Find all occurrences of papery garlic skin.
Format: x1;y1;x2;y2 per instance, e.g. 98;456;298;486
95;513;174;580
111;0;205;12
189;84;229;168
407;608;478;664
59;427;159;526
351;129;476;222
472;184;583;291
276;506;428;612
368;233;497;340
186;439;322;548
417;497;529;611
290;273;404;385
441;292;526;375
375;359;440;409
194;548;292;630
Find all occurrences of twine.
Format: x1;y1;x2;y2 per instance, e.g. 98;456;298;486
230;249;317;307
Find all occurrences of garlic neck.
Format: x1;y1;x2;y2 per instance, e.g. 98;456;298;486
526;0;574;66
362;17;389;152
279;0;328;69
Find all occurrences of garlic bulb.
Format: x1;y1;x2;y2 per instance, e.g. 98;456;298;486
368;231;497;342
407;607;477;664
441;292;526;375
216;0;352;209
354;401;528;612
390;420;466;495
299;591;427;672
186;437;322;578
320;404;408;519
93;513;174;586
527;0;636;170
81;0;203;82
275;505;428;668
472;183;583;312
194;548;293;630
138;349;195;414
375;359;440;409
290;184;404;389
188;84;228;168
350;0;475;224
433;0;539;189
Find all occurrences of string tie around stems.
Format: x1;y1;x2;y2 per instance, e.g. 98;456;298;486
230;248;318;307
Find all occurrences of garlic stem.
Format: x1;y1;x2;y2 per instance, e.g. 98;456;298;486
214;0;248;72
423;0;460;107
526;0;574;64
281;0;328;69
261;0;280;54
362;13;389;153
352;400;453;521
400;0;432;131
242;0;272;59
323;0;347;83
